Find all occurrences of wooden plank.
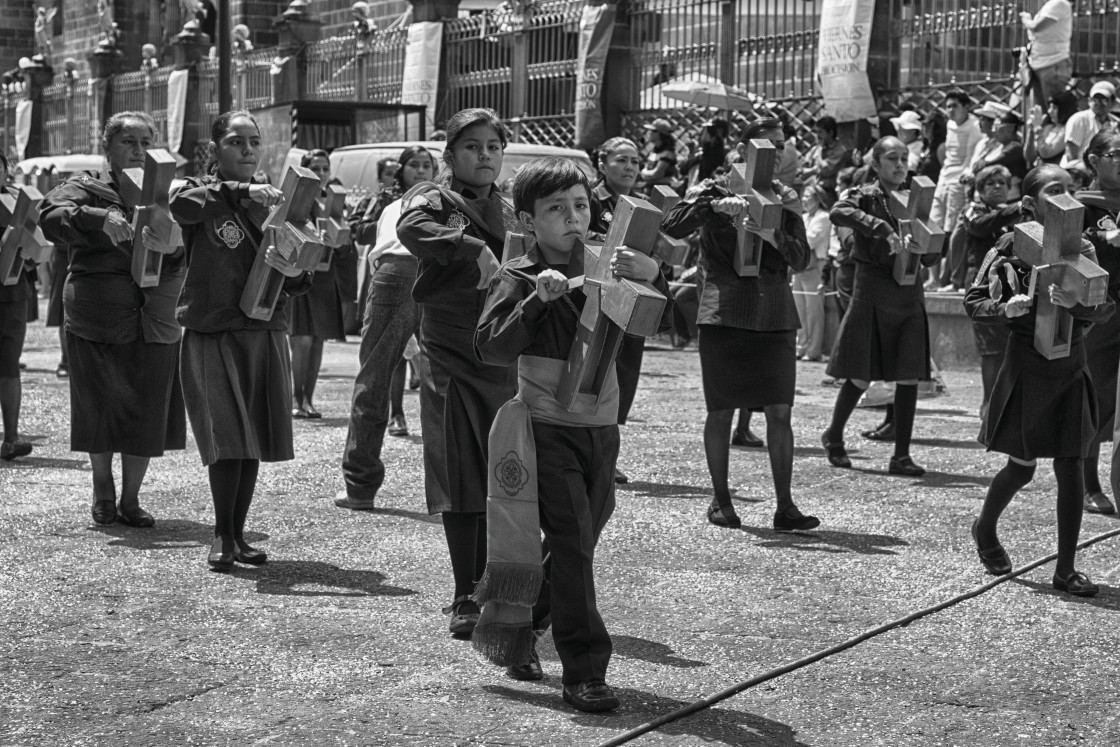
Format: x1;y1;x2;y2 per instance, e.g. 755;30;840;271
502;232;530;262
118;149;182;288
0;187;46;286
889;175;944;286
728;139;781;277
649;184;690;265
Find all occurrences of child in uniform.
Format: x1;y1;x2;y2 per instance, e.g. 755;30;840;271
474;157;671;712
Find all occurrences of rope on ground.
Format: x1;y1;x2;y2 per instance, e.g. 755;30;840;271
595;525;1120;747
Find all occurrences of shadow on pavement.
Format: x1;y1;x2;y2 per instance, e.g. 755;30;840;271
1012;578;1120;611
236;560;418;598
2;455;88;470
611;634;708;668
620;481;711;499
912;437;986;450
483;683;810;746
850;467;991;490
736;526;909;556
88;519;264;551
370;506;442;524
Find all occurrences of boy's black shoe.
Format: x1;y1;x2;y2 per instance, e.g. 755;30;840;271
773;506;820;532
505;645;543;681
562;679;620;712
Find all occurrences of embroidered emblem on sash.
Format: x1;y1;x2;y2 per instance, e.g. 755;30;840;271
495;451;530;496
217;220;245;249
447;209;469;231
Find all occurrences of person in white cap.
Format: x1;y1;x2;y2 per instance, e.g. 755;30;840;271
1062;81;1119;169
890;110;924;172
1019;0;1074;112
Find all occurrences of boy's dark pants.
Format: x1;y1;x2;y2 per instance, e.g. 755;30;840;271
530;421;619;686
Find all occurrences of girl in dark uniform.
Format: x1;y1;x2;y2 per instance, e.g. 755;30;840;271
965;164;1113;597
663;118;820;531
287;149;347;419
397;108;518;637
822;137;939;477
1075;129;1120;515
0;154;35;460
40;112;186;526
170;110;310;571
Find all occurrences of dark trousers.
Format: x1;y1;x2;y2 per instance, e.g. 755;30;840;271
341;256;419;500
530;422;619;686
616;335;645;425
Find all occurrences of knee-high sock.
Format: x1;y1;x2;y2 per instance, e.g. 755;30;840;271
827;380;864;442
208;459;243;536
1053;457;1085;577
976;458;1036;546
233;459;261;539
1083;448;1103;495
893;384;919;459
442;511;485;600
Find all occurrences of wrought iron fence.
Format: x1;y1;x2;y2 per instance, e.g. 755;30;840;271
364;27;409;103
238;48;277;111
41;83;68;156
306;35;359;101
508;114;576;147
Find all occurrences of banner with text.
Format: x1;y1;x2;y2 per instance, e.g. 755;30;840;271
816;0;876;122
574;2;616;150
14;100;32;161
167;69;190;155
401;21;443;130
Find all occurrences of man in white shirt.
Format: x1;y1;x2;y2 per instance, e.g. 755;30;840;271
931;91;983;233
1020;0;1074;113
1062;80;1119;170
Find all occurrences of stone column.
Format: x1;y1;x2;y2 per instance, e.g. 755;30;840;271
271;0;321;104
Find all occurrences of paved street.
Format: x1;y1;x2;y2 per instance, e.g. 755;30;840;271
2;316;1119;746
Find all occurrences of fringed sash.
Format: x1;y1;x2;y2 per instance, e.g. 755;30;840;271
471;355;618;666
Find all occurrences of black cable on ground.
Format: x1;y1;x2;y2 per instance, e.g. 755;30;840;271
596;526;1120;747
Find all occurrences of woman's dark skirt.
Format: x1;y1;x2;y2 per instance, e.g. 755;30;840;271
698;325;796;411
981;333;1097;461
66;334;186;456
0;300;28;378
827;265;931;382
973;320;1011;358
1085;310;1120;443
418;304;516;515
180;328;294;466
287;268;345;340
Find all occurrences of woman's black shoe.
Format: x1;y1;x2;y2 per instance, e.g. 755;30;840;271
208;535;235;572
91;499;117;525
117;502;155;527
861;423;896;441
888;455;926;477
970;520;1012;576
233;538;267;565
443;595;479;638
821;431;851;468
774;506;820;532
1052;570;1099;597
707;499;741;528
731;428;764;448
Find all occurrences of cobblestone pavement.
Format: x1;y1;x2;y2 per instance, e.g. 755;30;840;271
2;318;1119;746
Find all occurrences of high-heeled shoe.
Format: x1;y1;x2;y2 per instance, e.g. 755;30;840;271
233;537;267;565
208;535;235;572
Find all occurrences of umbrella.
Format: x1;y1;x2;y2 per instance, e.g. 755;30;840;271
14;153;106;176
659;80;759;113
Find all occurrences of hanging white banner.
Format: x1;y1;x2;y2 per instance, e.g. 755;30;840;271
401;21;443;130
167;69;190;154
816;0;877;122
14;99;32;161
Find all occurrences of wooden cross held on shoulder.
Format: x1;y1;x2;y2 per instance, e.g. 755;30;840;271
649;185;690;265
315;183;350;272
1013;193;1109;360
889;175;944;286
0;186;52;286
118;149;183;288
240;165;325;321
727;139;782;277
556;195;667;414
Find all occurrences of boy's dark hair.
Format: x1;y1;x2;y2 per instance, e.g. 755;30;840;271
512;157;590;216
944;90;973;109
813;115;839;137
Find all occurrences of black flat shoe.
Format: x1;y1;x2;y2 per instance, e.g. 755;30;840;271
91;500;117;525
505;644;543;681
444;595;479;639
614;468;629;484
1053;570;1098;597
0;440;32;460
233;538;267;565
305;405;322;419
774;506;820;532
707;499;741;529
562;679;620;712
208;535;235;572
821;431;851;469
861;423;896;441
888;455;926;477
731;429;764;448
970;520;1012;576
117;502;155;528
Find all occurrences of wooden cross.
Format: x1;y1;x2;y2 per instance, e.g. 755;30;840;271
315;183;350;272
240;165;325;321
556;195;667;414
727;139;782;277
118;149;183;288
502;232;530;262
649;185;690;265
1013;193;1109;360
0;186;52;286
889;175;945;286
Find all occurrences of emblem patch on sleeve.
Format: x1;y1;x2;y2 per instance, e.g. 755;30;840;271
217;220;246;249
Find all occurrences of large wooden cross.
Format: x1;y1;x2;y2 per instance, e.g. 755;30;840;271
240;165;325;321
649;185;690;265
118;149;183;288
502;232;530;262
1013;193;1109;359
315;182;350;272
556;195;667;414
727;139;782;277
0;186;52;286
889;175;944;286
